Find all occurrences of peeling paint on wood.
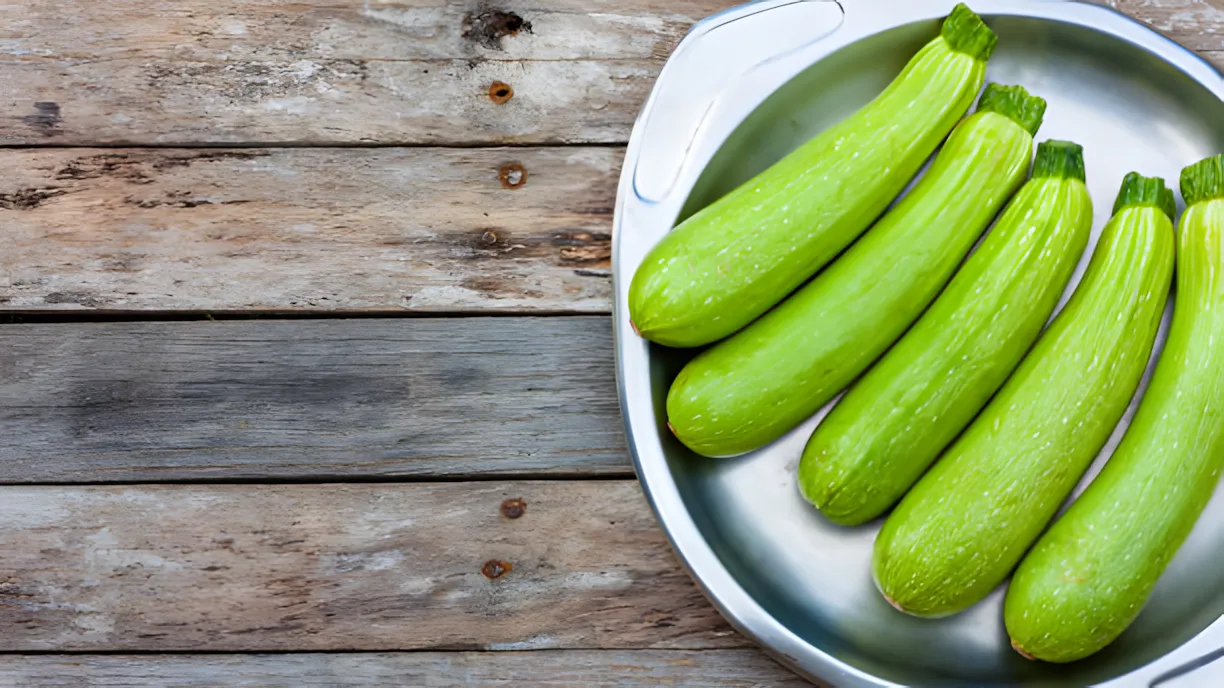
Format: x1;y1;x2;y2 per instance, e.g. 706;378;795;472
0;0;1213;144
0;148;618;313
1085;0;1224;52
0;0;717;145
0;483;742;651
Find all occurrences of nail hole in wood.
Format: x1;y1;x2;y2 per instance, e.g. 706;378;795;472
489;81;514;104
499;163;527;189
500;498;526;519
482;559;513;579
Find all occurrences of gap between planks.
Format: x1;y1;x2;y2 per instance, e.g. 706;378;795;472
0;650;816;687
0;310;610;324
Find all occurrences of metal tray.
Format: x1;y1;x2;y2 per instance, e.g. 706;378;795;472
611;1;1224;686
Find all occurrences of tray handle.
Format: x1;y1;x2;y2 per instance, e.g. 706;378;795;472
630;0;845;205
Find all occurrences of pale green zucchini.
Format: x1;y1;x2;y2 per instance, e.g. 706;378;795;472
1006;154;1224;663
627;4;996;348
872;173;1177;619
667;84;1044;458
799;141;1093;526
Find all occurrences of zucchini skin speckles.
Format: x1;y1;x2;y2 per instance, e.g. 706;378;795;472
1006;156;1224;663
800;140;1093;526
667;84;1044;458
872;174;1176;619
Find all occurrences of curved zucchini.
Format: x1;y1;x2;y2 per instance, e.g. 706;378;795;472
667;84;1044;458
799;141;1093;526
627;4;996;348
872;173;1177;618
1006;154;1224;663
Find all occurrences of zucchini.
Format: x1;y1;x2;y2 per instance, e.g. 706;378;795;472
667;84;1044;458
628;4;997;348
872;173;1177;619
799;141;1093;526
1006;154;1224;663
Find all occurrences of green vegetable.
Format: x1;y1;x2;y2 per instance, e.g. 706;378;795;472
1006;154;1224;663
872;173;1176;619
799;141;1093;526
627;4;997;348
667;84;1044;458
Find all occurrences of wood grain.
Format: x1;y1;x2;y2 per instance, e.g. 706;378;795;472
0;147;616;313
0;15;1216;315
1096;0;1224;52
0;0;1216;145
0;0;728;145
0;482;743;651
0;317;628;482
0;651;812;687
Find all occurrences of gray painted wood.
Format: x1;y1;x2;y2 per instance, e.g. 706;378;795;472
0;317;629;482
0;482;742;651
0;651;813;687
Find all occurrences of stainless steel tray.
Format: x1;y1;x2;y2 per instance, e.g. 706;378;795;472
611;1;1224;686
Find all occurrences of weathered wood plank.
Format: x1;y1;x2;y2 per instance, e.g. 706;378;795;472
0;651;813;687
0;0;1215;145
0;58;654;146
0;317;628;482
0;482;743;651
0;147;616;313
1094;0;1224;52
0;0;726;145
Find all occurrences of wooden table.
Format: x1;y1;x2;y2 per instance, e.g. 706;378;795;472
0;1;1217;684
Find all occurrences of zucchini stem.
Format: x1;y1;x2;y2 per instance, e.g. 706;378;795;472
1113;172;1176;220
977;84;1046;136
942;4;998;62
1181;153;1224;206
1032;140;1086;182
